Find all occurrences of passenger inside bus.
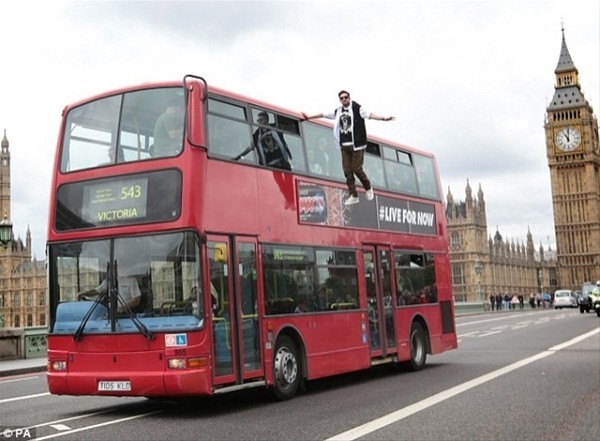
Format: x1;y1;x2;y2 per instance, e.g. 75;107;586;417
307;137;331;176
77;274;142;314
152;99;184;157
183;286;199;314
234;112;292;170
105;145;124;165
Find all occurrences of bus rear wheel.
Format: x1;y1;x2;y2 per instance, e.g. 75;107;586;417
272;335;300;401
406;322;427;371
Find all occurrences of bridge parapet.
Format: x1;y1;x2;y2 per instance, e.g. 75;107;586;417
0;327;47;360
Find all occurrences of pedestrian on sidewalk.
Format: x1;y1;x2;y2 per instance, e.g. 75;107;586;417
503;293;510;310
495;294;502;311
510;294;519;310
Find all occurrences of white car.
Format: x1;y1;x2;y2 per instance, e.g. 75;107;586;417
554;289;576;309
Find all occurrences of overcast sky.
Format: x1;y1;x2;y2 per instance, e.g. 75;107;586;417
1;0;598;259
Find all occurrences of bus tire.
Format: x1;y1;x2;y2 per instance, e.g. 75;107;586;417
272;335;300;401
406;322;427;371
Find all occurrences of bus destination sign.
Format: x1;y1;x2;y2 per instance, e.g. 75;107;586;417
56;169;182;231
83;178;148;224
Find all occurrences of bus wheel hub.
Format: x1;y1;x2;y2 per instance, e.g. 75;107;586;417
275;349;297;385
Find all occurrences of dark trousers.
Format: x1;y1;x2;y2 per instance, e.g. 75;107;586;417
341;146;371;197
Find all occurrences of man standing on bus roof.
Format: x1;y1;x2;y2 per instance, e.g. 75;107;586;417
304;91;395;205
152;98;184;157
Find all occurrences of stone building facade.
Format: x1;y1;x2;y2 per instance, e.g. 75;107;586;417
0;131;47;329
446;181;557;303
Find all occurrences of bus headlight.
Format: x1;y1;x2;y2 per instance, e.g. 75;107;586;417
49;360;67;371
167;357;208;369
167;358;187;369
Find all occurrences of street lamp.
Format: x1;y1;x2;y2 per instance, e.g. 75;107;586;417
474;260;483;302
0;215;13;246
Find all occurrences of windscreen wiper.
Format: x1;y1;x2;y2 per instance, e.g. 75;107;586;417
115;291;154;340
73;290;108;342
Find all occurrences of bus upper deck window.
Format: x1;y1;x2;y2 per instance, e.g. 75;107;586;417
61;88;185;172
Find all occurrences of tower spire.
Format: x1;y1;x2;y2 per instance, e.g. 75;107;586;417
547;26;585;112
0;130;10;222
555;24;576;74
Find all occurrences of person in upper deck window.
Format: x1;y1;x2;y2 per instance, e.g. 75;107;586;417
152;99;184;157
234;112;293;170
105;144;124;165
304;91;395;206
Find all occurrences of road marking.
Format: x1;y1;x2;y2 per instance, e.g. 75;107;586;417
511;321;532;330
477;330;502;337
0;392;50;404
34;410;164;440
49;424;71;431
325;327;599;441
0;376;40;384
457;331;479;337
19;409;123;433
548;330;597;351
457;311;542;326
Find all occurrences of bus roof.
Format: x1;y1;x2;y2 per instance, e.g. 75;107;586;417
63;77;436;160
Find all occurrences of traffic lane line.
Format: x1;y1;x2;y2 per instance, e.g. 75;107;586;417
0;375;42;384
325;327;600;441
34;410;164;440
0;392;50;403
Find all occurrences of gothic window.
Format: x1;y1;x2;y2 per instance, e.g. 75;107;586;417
451;263;465;286
450;232;462;249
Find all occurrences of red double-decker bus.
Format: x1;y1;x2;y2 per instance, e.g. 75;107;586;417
46;75;457;400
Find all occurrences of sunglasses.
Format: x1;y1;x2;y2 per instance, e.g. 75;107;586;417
339;95;349;100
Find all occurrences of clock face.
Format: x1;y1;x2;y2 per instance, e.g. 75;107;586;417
555;127;581;151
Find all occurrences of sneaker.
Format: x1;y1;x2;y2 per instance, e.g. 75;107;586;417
366;189;374;201
344;195;360;205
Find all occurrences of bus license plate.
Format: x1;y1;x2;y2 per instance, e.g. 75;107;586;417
98;381;131;391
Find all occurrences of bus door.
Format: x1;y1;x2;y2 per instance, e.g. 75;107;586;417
363;246;397;358
208;236;262;386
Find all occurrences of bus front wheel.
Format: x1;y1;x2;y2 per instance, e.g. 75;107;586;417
272;335;300;400
406;322;427;371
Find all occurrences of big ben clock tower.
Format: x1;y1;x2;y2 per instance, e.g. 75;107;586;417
544;27;600;289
